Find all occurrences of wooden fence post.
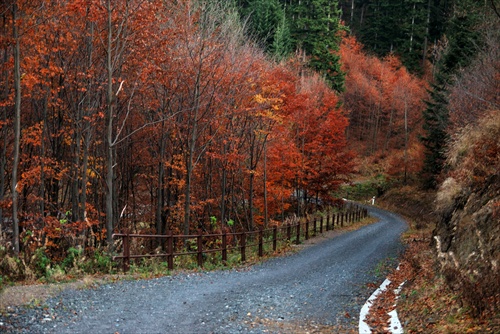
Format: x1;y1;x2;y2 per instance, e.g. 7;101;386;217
167;230;174;271
305;219;309;240
197;230;203;267
123;233;130;273
296;219;300;245
287;223;291;241
222;230;227;263
320;216;323;234
240;233;246;262
313;218;317;236
326;214;330;231
273;226;277;251
258;227;264;257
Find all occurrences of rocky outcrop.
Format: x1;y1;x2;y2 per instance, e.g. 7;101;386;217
433;110;500;316
434;175;499;272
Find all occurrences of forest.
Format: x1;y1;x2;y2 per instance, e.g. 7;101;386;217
0;0;498;294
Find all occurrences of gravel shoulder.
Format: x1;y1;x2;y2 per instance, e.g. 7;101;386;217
0;206;407;333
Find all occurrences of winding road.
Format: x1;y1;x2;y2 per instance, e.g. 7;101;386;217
1;206;407;333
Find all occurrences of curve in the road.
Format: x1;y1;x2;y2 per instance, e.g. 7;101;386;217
1;205;407;334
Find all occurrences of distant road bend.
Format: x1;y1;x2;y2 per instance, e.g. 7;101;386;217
2;206;407;333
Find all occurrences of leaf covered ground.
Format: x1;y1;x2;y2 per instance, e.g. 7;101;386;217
370;185;500;333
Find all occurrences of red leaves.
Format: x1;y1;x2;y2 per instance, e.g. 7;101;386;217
1;1;356;252
340;35;428;179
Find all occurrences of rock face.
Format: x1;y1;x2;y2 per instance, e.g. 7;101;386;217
433;110;500;316
435;175;500;271
434;174;500;316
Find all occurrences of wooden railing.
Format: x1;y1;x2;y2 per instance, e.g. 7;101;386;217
113;205;368;272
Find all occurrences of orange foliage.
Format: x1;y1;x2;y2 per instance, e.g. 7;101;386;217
1;0;356;263
340;35;428;180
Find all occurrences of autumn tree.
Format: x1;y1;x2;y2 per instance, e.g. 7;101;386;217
340;34;428;180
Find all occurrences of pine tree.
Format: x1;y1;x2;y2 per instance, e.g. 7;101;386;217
420;74;450;188
271;10;293;60
291;0;345;92
420;0;484;188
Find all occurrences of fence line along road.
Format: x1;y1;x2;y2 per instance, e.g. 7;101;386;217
113;205;368;272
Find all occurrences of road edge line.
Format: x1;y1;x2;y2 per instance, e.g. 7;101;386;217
359;269;405;334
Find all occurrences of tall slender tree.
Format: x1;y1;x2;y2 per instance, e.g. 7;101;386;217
11;0;21;254
420;0;484;188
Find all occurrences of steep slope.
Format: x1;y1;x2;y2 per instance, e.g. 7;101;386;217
434;110;500;317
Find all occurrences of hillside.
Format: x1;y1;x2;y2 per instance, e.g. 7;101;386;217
434;110;500;318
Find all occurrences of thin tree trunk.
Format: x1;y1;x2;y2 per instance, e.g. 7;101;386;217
220;144;227;225
1;13;10;237
156;127;165;236
422;0;431;67
384;108;395;153
80;18;94;228
409;3;416;52
404;99;408;184
350;0;355;25
184;117;197;236
12;1;21;255
72;112;81;223
263;143;268;228
106;0;115;244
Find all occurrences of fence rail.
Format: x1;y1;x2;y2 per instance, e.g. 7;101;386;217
113;205;368;272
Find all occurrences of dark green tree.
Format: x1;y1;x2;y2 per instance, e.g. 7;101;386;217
271;9;293;60
420;74;450;188
420;0;484;188
245;0;283;51
291;0;345;92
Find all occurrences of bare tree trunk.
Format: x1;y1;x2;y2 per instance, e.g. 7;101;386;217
383;108;395;153
350;0;355;26
409;3;416;52
422;0;431;67
156;128;165;236
1;12;9;238
80;18;95;227
11;1;21;255
263;143;268;228
404;100;408;184
184;99;198;236
105;0;115;244
220;144;227;224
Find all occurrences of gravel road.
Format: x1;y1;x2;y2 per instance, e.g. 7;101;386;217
0;206;407;333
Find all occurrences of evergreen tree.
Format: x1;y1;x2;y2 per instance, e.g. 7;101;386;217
245;0;283;52
420;0;484;188
420;74;450;188
237;0;293;59
271;10;293;60
291;0;345;92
